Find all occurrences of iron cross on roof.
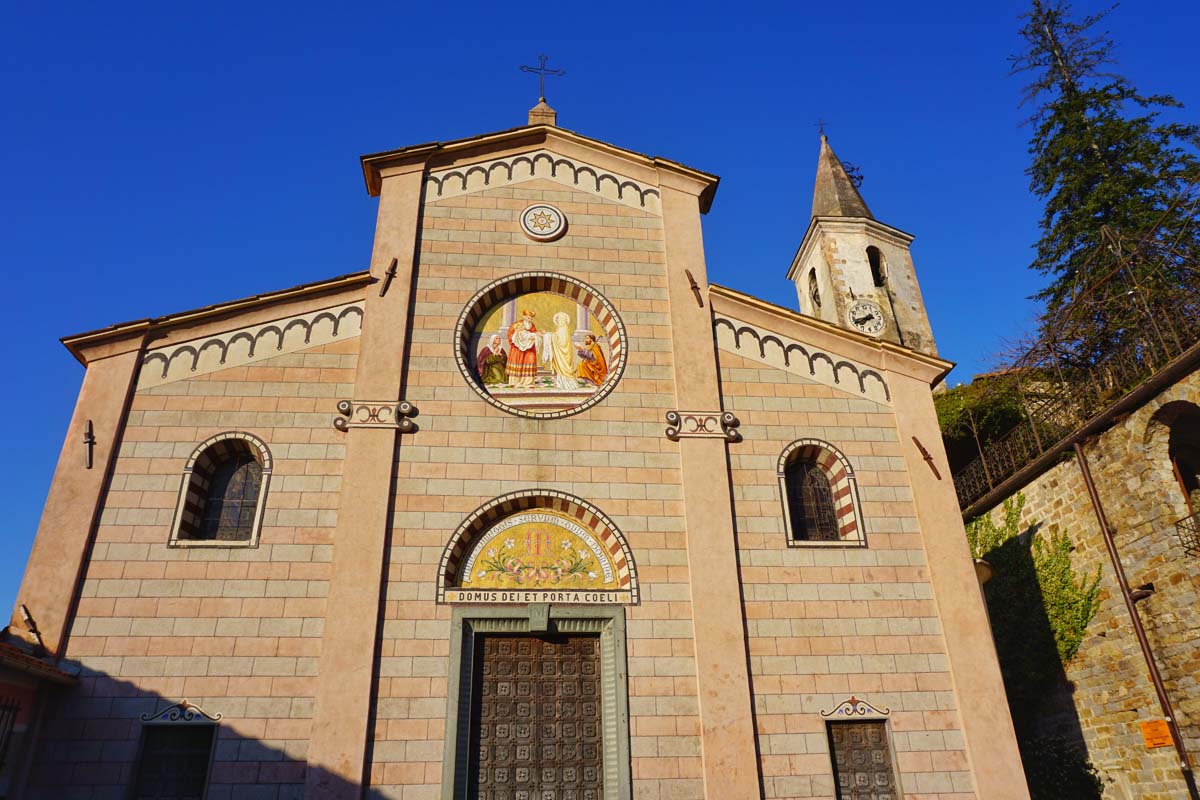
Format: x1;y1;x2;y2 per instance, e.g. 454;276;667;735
519;54;566;101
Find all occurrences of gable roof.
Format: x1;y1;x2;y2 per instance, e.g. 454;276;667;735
360;123;721;212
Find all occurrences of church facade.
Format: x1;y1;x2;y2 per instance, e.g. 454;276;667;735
2;103;1028;799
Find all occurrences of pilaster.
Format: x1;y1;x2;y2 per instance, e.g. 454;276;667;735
10;343;143;657
659;176;761;797
888;368;1031;800
305;162;426;798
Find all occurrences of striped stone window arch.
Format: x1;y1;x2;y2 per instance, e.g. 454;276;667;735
778;438;866;547
168;432;272;548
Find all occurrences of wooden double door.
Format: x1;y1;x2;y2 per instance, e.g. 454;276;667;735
469;633;603;800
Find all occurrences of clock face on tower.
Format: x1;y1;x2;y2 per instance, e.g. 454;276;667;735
847;300;885;336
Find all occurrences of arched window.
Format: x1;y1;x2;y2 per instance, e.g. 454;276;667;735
1168;405;1200;515
808;270;822;309
867;246;887;287
778;439;866;547
170;433;272;547
199;453;263;541
785;458;839;541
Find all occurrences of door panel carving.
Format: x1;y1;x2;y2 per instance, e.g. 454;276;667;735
829;721;899;800
471;634;603;800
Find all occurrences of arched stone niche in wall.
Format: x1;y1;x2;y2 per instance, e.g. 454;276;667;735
455;272;627;418
438;491;639;605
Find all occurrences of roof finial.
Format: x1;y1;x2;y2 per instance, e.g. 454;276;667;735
815;118;829;138
519;54;566;102
520;54;565;126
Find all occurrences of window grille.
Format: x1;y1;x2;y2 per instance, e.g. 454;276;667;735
132;725;214;800
0;696;19;771
198;453;263;541
786;459;840;542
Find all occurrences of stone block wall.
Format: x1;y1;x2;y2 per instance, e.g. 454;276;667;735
29;338;358;799
719;349;976;800
364;179;707;800
984;370;1200;800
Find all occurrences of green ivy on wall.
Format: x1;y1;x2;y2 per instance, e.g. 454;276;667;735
967;493;1104;799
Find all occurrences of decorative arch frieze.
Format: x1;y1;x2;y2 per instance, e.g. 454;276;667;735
778;438;867;547
425;149;661;214
437;490;639;604
138;302;363;389
714;316;891;404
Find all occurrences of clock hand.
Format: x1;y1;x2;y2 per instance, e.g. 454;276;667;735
853;314;876;325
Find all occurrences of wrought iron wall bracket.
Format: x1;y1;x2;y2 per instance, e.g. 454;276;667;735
334;400;418;432
379;257;398;297
83;420;96;469
665;410;740;442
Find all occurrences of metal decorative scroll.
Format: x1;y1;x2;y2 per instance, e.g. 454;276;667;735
141;699;223;724
664;410;741;442
333;400;418;432
820;695;891;718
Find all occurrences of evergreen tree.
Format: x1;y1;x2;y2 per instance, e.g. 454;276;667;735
1011;1;1200;310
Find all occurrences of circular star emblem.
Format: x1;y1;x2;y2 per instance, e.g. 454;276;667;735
519;203;567;242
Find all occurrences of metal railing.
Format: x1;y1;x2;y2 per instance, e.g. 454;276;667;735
1176;512;1200;556
951;178;1200;512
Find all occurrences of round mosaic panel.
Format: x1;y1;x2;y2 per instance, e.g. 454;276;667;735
519;203;567;242
455;272;627;419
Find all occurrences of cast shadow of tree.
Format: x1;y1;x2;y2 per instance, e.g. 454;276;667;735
969;498;1104;800
16;665;364;800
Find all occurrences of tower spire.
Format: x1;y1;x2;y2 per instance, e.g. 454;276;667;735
811;135;872;219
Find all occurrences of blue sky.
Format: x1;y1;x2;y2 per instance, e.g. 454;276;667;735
2;0;1198;614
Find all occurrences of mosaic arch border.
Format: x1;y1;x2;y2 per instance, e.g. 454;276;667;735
777;438;867;548
453;271;628;419
437;490;640;604
168;431;273;549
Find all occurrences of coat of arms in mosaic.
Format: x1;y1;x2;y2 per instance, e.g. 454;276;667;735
471;290;613;414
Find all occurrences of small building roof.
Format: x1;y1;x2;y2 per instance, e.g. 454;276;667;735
0;640;77;685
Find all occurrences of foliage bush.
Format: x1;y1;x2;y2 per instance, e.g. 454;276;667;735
935;379;1027;473
967;494;1103;797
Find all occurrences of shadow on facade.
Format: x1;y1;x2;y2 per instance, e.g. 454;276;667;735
10;666;362;800
977;524;1102;799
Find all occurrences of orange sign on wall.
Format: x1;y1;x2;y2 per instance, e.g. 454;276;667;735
1140;719;1173;749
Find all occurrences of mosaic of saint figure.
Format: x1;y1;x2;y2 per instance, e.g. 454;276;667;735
547;311;579;389
506;310;539;387
575;333;608;386
476;334;508;385
471;291;616;413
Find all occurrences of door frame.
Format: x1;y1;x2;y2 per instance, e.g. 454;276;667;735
441;605;631;800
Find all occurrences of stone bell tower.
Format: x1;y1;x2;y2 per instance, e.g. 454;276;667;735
787;135;938;356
